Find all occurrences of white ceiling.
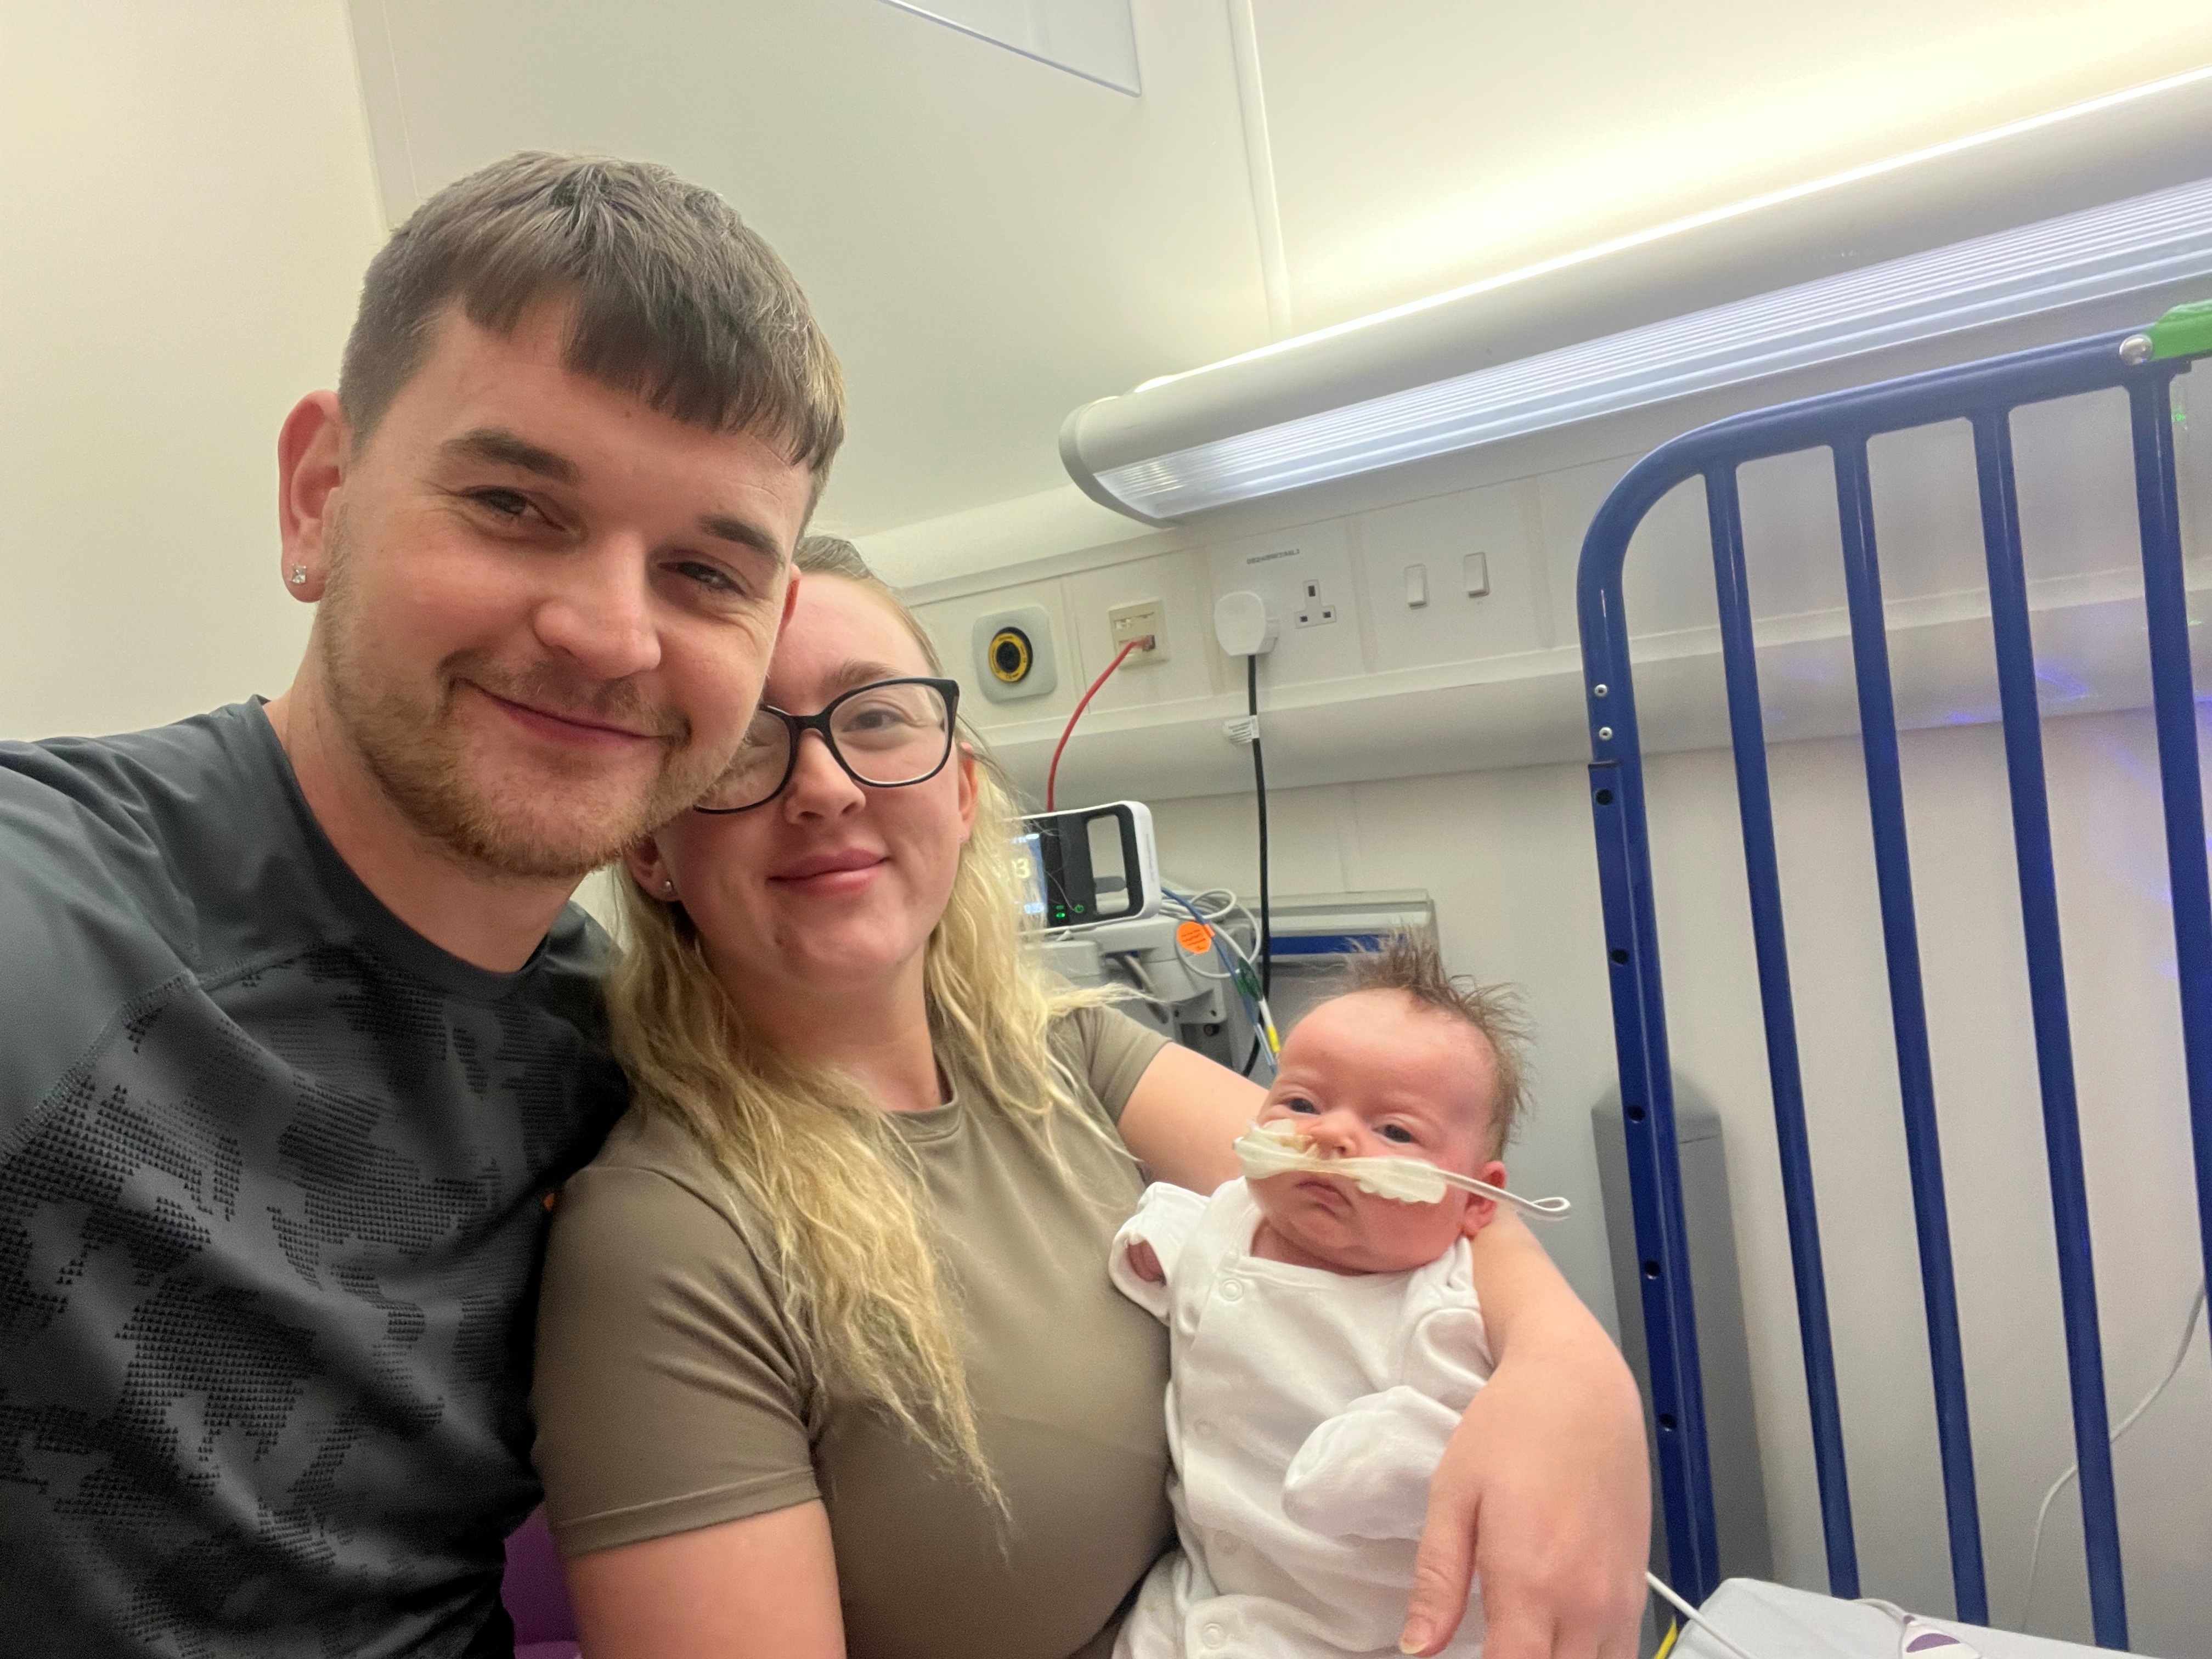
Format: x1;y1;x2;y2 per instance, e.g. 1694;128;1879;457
351;0;2212;536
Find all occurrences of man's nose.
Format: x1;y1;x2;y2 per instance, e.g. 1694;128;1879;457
532;537;661;682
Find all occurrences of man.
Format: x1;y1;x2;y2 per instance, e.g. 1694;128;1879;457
1;152;840;1656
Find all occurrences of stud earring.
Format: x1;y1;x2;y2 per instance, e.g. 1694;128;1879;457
661;880;676;898
289;566;309;586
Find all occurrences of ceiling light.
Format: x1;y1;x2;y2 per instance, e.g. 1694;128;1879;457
1062;174;2212;524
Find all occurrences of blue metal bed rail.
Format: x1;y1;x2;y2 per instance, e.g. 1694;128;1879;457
1575;306;2212;1647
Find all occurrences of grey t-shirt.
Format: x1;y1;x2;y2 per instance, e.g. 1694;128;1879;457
0;702;626;1658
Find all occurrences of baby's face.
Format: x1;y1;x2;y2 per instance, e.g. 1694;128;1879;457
1248;991;1509;1275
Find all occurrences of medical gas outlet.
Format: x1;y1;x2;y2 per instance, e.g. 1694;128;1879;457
969;603;1060;704
990;628;1032;682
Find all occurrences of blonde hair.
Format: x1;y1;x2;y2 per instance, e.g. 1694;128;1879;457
603;535;1113;1493
1339;932;1531;1158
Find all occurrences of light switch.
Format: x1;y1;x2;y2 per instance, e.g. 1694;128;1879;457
1405;563;1429;608
1464;551;1491;597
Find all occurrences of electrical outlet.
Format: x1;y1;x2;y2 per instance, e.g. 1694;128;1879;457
1295;578;1338;628
1108;599;1167;663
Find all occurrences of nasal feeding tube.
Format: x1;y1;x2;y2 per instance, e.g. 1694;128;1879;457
1233;1122;1572;1217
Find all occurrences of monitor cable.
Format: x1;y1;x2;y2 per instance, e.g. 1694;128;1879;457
1045;637;1146;811
2019;1273;2205;1629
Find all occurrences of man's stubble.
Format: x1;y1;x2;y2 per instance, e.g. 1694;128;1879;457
312;508;732;882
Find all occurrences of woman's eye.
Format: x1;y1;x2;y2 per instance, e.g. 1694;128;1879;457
1379;1124;1416;1145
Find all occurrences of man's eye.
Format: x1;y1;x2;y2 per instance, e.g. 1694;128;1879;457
1379;1124;1416;1145
470;488;534;521
668;560;742;595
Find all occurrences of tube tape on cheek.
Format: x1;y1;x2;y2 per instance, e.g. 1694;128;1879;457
1233;1122;1572;1217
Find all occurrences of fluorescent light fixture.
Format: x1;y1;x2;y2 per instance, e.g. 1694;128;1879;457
1132;64;2212;397
1063;174;2212;523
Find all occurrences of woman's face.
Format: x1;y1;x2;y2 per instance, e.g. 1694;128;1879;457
630;574;976;1005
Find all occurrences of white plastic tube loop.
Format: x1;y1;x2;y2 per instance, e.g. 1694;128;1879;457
1233;1122;1571;1217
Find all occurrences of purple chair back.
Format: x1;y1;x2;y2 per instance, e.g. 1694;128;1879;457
503;1508;580;1658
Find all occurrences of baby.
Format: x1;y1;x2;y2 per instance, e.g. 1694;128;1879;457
1109;935;1549;1659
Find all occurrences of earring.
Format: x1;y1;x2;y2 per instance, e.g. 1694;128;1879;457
289;566;309;586
661;880;676;898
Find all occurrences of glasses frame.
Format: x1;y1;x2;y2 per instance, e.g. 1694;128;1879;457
692;675;963;815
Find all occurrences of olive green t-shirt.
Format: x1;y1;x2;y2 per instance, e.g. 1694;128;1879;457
532;1004;1174;1659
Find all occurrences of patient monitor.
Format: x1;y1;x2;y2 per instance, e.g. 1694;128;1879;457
1015;801;1162;928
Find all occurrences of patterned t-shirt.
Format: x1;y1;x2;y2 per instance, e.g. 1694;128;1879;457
0;702;627;1658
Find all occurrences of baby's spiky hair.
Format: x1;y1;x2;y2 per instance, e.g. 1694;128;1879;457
1340;933;1530;1156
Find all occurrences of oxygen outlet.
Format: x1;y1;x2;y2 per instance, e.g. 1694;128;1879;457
989;626;1032;683
970;603;1059;704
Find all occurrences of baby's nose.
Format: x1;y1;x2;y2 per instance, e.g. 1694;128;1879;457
1303;1114;1359;1155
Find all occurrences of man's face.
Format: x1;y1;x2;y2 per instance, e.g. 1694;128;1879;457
312;303;814;881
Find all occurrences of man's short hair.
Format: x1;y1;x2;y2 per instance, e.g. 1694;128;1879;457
1340;932;1530;1155
339;151;843;480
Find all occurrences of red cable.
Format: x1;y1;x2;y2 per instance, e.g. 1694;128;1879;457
1046;638;1143;810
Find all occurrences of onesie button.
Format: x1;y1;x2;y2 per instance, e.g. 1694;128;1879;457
1219;1278;1245;1301
1201;1623;1228;1648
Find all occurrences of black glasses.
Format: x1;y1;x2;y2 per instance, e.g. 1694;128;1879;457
693;676;961;814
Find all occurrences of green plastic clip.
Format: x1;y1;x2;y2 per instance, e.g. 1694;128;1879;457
2146;298;2212;362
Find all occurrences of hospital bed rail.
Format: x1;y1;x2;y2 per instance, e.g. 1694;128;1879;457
1573;303;2212;1648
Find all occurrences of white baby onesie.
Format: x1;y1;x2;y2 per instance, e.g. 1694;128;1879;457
1109;1178;1493;1659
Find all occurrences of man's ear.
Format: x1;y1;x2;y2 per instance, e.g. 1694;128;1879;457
779;567;803;631
277;391;348;602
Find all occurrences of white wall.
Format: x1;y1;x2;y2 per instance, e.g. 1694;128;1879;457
1143;708;2212;1654
0;0;382;740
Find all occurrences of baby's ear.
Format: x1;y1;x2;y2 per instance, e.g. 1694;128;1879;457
1459;1160;1510;1238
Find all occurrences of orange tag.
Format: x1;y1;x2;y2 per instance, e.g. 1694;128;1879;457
1176;920;1214;954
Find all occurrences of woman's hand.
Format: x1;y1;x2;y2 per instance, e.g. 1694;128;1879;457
1406;1218;1649;1659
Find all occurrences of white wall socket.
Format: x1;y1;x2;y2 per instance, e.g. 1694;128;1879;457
1295;577;1338;628
1108;599;1167;663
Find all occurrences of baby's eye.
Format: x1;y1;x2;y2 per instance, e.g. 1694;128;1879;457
1281;1097;1319;1115
1378;1124;1416;1145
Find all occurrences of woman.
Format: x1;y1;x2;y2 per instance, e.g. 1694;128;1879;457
532;538;1647;1659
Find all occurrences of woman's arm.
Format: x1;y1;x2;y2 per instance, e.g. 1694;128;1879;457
1113;1039;1262;1191
1116;1040;1649;1659
565;1503;844;1659
1403;1215;1649;1659
535;1161;853;1659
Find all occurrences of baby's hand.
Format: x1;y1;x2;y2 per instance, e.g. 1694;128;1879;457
1124;1239;1165;1283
